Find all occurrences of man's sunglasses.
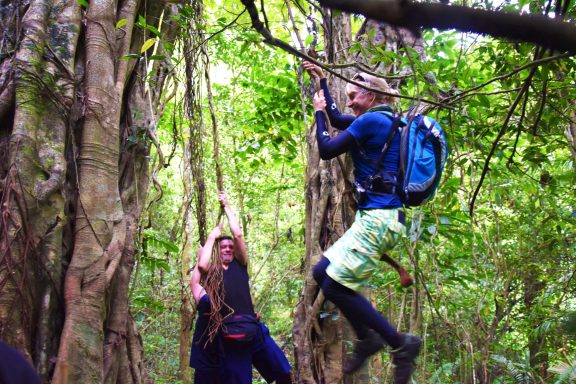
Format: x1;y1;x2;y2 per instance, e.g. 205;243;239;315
352;73;371;92
352;73;366;82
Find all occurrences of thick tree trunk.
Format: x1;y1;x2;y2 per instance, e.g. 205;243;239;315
52;0;126;379
0;0;181;381
293;9;354;384
0;0;75;379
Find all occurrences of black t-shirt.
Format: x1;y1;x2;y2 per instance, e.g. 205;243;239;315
222;259;255;317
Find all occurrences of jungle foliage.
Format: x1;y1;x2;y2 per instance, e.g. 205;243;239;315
1;0;575;382
134;0;575;382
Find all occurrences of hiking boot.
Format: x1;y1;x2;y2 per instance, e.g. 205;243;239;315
343;329;385;374
392;334;422;384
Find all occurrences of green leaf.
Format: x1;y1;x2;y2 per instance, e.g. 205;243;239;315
162;41;174;53
76;0;88;8
116;18;128;29
140;256;171;272
120;53;141;60
132;295;165;311
140;38;157;53
145;236;179;253
136;14;146;28
478;94;490;108
145;25;161;37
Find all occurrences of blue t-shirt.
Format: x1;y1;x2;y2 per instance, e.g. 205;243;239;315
318;78;402;209
347;112;402;209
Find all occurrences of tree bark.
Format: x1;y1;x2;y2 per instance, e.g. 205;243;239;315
292;8;355;383
1;0;73;378
51;0;128;379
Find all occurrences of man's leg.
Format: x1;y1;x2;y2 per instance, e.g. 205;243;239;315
252;323;292;383
320;267;403;348
312;256;330;287
193;369;222;384
391;334;422;384
320;272;409;374
321;274;422;377
314;209;420;377
220;341;253;384
314;257;371;339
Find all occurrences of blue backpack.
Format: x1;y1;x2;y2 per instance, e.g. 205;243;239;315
364;110;449;207
397;113;449;206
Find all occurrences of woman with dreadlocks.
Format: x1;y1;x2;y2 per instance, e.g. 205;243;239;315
196;192;292;384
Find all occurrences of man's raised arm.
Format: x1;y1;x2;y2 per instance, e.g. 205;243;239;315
197;225;222;274
190;265;204;304
218;192;248;265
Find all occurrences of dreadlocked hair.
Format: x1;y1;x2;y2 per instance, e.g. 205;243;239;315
204;240;233;345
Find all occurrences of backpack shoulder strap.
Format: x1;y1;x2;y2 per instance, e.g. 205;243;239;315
368;112;403;179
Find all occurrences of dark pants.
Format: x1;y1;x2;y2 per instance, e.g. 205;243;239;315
220;322;292;384
193;369;221;384
313;257;403;349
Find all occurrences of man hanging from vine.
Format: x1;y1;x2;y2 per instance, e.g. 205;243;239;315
304;61;421;383
192;192;292;384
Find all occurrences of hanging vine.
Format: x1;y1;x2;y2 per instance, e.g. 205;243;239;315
184;2;208;245
183;0;229;346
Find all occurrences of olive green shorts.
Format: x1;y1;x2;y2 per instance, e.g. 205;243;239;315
324;208;406;292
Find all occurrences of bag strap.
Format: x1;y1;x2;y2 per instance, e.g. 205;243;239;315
368;113;403;180
356;110;401;164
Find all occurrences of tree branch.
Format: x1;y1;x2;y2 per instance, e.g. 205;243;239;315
469;65;537;215
443;53;570;105
240;0;447;108
318;0;576;54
